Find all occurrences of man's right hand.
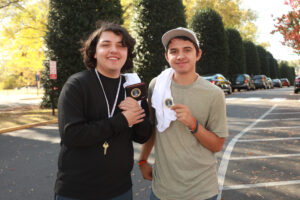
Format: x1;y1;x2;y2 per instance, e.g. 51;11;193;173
119;97;145;126
122;108;145;127
139;163;153;181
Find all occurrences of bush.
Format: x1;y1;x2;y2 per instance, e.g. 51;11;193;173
190;8;229;76
1;75;20;89
243;40;260;76
226;28;246;78
256;45;270;76
266;51;278;78
41;0;123;108
132;0;186;85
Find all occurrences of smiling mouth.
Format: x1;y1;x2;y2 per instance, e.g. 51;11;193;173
176;62;187;64
108;57;119;60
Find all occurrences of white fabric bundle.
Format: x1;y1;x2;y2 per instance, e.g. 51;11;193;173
151;68;177;132
123;73;141;87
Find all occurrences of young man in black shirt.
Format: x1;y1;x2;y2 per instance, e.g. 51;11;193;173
54;22;152;200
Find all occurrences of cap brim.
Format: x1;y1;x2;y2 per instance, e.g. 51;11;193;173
162;29;198;49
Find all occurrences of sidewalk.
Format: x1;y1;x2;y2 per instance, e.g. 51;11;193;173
0;89;58;134
0;91;43;111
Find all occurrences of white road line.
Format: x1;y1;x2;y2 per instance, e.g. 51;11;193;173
226;98;300;103
243;97;262;101
259;118;300;121
237;137;300;142
226;98;238;101
217;105;277;200
222;180;300;190
268;112;300;115
251;126;300;130
230;153;300;160
271;98;286;102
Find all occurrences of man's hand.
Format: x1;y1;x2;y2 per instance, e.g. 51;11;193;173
139;163;153;181
171;104;195;129
119;97;145;126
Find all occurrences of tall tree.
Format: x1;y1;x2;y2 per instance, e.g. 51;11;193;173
132;0;186;84
273;58;279;78
256;45;270;76
278;60;296;83
122;0;258;42
0;0;48;89
183;0;258;41
266;51;276;78
243;40;260;76
272;0;300;54
120;0;133;30
226;28;246;78
289;66;296;84
190;8;229;76
42;0;123;107
279;61;291;78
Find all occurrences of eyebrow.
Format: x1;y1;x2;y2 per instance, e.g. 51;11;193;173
100;40;123;43
169;46;193;51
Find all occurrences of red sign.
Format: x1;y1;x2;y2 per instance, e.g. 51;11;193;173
50;60;57;79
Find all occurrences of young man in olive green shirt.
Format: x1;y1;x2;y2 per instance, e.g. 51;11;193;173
139;27;228;200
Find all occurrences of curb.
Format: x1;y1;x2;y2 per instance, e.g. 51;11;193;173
0;119;58;134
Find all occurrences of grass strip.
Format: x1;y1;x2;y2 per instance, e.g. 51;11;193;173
0;108;58;132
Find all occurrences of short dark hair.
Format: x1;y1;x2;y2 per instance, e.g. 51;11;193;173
81;22;136;73
166;36;200;56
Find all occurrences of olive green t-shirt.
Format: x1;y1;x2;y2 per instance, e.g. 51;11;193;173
148;75;228;200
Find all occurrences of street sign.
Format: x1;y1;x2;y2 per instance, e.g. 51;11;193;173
49;60;57;80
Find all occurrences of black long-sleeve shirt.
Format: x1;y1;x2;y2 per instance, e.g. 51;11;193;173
55;70;152;200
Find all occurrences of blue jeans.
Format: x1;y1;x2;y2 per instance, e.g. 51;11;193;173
56;188;132;200
150;189;217;200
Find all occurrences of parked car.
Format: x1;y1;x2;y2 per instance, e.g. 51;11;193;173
294;76;300;93
230;74;255;91
252;75;268;89
272;79;282;88
266;77;274;89
202;73;232;94
280;78;290;87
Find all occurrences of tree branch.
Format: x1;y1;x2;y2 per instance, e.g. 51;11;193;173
0;0;22;9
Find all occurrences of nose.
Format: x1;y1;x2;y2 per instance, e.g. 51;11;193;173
110;44;118;53
176;52;184;60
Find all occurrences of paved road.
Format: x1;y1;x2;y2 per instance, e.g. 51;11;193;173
0;125;152;200
0;87;299;200
220;87;300;200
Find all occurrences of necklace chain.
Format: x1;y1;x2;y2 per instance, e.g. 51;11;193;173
95;68;122;118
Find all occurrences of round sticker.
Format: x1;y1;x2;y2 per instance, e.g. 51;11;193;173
164;98;174;108
131;88;141;98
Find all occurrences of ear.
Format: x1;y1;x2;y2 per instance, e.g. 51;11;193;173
165;52;169;62
196;49;202;61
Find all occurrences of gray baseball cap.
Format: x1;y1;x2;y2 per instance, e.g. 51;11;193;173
162;27;199;49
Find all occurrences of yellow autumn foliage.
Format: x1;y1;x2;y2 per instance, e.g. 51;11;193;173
121;0;257;41
183;0;258;41
0;0;48;88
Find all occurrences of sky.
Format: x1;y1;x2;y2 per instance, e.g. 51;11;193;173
241;0;299;62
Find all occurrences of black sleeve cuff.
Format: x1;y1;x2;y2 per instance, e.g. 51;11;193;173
110;112;129;134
